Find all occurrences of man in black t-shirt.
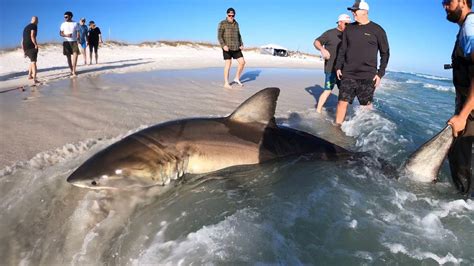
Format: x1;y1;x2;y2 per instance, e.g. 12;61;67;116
22;16;39;82
87;21;103;64
334;0;390;125
314;13;351;113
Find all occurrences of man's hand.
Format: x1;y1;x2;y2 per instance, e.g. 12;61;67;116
223;45;229;52
336;69;342;80
373;75;381;88
320;48;330;60
239;45;244;50
448;115;467;137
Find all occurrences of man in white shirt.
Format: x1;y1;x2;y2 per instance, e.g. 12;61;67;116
60;11;80;77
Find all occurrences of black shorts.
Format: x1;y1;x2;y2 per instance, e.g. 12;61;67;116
63;41;80;56
223;49;243;60
24;48;38;62
89;42;99;53
338;78;376;105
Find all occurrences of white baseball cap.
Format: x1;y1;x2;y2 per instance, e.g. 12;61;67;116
337;14;352;23
347;0;369;11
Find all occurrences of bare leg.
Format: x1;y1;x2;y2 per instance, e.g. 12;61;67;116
28;64;33;79
66;55;73;73
72;52;79;76
82;47;87;65
223;59;232;88
335;100;349;125
31;62;37;82
95;51;98;64
316;90;332;113
89;50;93;65
233;57;245;86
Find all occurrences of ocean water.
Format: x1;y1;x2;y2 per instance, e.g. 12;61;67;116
1;68;473;265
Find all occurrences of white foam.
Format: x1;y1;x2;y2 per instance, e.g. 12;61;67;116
383;242;463;264
423;83;455;93
342;107;404;159
415;73;451;81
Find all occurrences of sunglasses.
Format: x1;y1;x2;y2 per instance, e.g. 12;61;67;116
64;16;69;19
227;14;235;17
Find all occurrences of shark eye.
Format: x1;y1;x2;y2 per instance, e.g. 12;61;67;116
91;181;98;186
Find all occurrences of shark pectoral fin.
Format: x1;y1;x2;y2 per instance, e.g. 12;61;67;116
228;87;280;125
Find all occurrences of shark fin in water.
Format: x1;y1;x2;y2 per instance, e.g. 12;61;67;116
404;125;454;182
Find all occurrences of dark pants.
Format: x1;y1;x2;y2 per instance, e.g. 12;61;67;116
448;135;473;196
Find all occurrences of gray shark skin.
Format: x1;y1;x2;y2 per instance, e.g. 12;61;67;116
403;125;454;183
67;87;353;189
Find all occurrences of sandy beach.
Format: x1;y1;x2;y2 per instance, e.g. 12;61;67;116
0;42;326;169
0;42;323;92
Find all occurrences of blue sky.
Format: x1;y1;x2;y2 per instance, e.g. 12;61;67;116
0;0;459;76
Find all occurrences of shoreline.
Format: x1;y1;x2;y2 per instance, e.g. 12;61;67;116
0;42;324;92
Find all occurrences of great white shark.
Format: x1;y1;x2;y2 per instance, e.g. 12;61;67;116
67;87;452;189
67;87;354;189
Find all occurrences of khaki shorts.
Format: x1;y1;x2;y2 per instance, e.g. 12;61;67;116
63;41;80;55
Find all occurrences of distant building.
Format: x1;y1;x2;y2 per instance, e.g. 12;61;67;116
260;44;288;57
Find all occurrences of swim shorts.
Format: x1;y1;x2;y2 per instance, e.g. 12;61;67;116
338;78;376;105
223;49;243;60
24;48;38;62
63;41;80;56
80;41;87;49
324;72;338;90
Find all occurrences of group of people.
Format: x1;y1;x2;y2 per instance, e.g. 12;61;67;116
22;11;103;80
218;1;473;196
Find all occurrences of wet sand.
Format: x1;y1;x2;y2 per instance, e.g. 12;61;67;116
0;67;349;169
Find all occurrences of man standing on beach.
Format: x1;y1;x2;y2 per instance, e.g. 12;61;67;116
22;16;39;83
78;18;88;65
443;0;473;196
88;20;103;65
60;11;80;77
217;7;245;89
334;0;389;125
314;14;352;113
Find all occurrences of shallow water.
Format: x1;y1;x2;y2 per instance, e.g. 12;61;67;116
1;68;472;265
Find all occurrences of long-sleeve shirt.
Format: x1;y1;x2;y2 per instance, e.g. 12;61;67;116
217;19;243;51
335;21;390;79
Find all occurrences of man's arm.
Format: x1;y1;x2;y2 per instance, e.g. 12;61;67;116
30;29;38;48
217;22;226;48
314;39;330;60
335;31;347;80
377;28;390;78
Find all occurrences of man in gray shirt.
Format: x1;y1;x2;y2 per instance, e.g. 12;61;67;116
314;14;352;113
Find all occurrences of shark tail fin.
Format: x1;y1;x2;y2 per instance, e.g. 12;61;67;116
228;87;280;126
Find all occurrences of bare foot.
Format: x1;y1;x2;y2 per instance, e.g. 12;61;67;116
224;83;232;89
71;72;78;77
233;79;243;87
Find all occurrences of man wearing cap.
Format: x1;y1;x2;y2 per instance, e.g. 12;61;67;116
78;18;88;65
22;16;39;83
314;14;352;113
442;0;474;197
60;11;80;77
87;21;103;65
217;7;245;89
334;0;390;125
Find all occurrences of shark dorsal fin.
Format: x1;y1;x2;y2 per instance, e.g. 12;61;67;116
228;87;280;125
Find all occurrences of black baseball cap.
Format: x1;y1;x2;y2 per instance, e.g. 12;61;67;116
64;11;73;17
227;7;235;14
